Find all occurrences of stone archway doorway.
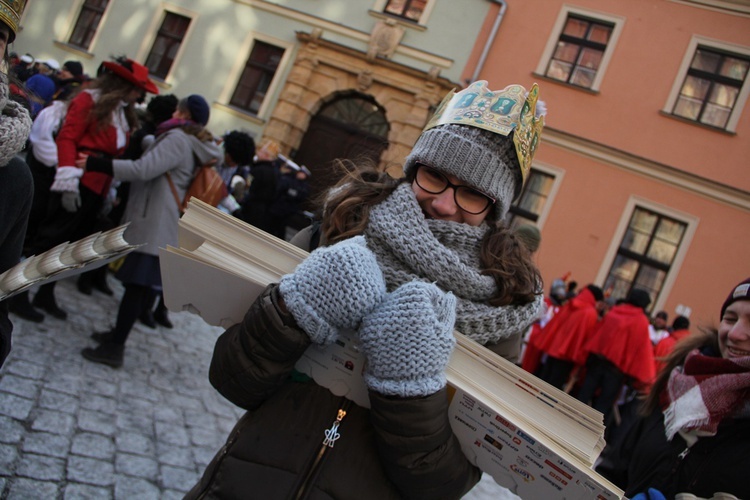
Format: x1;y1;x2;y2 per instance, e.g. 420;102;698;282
292;91;390;209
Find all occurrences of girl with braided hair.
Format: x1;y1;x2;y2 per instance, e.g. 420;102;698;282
188;81;546;499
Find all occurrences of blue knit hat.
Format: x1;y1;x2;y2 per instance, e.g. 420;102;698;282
185;94;210;126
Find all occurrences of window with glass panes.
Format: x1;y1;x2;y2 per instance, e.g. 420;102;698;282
68;0;109;50
545;15;613;89
672;46;750;130
507;169;555;226
603;207;687;311
230;41;285;115
384;0;427;22
145;12;191;80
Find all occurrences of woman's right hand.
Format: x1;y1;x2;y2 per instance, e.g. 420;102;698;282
278;235;387;345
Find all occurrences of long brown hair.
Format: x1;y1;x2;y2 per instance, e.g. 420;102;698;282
640;327;719;416
87;73;139;131
319;159;541;306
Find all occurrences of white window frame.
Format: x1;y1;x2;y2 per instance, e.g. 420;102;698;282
60;0;112;53
509;161;564;230
535;6;625;92
371;0;437;26
218;32;294;120
663;35;750;133
135;3;198;83
595;196;698;312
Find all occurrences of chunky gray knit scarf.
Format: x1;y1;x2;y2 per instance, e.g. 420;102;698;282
0;72;32;167
364;183;543;345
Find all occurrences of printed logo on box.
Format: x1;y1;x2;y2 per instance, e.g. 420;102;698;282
516;429;535;446
495;414;516;432
509;464;535;483
453;414;477;432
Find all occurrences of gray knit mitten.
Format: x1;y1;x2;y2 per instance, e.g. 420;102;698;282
359;281;457;397
279;235;386;345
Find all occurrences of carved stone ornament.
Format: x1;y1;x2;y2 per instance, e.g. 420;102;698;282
357;70;373;91
367;19;404;61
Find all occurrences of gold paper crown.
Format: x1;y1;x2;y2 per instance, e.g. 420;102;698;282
424;81;545;185
0;0;27;41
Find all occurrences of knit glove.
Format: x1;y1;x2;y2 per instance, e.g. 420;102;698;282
61;191;82;213
359;281;457;398
85;156;114;176
279;235;386;345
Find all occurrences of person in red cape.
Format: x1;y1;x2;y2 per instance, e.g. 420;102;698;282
653;315;691;374
576;288;655;422
17;57;158;321
520;278;566;374
536;284;604;389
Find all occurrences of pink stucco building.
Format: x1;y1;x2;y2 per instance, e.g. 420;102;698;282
466;0;750;326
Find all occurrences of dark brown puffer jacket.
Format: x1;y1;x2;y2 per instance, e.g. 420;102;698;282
185;284;480;500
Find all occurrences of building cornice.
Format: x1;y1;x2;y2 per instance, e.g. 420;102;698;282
542;127;750;212
234;0;455;69
295;31;458;88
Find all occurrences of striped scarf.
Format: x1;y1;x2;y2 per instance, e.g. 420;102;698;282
664;349;750;440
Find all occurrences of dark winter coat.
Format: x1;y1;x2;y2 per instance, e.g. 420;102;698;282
242;159;278;232
185;285;480;500
597;406;750;498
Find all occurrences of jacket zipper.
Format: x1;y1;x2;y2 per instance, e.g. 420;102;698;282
195;425;241;500
291;399;351;500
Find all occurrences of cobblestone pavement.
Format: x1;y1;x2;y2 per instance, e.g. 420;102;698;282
0;275;517;499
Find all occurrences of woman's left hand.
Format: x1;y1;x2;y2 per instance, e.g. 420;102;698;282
359;281;457;398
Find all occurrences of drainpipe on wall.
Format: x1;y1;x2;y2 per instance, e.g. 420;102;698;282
470;0;507;83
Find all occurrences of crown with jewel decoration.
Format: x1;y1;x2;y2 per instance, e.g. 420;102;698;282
424;81;545;185
0;0;27;42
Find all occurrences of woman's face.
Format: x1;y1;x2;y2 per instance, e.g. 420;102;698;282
411;170;491;227
718;300;750;360
125;87;144;104
173;108;190;120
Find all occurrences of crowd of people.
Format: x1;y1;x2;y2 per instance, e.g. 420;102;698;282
3;49;312;367
0;3;746;495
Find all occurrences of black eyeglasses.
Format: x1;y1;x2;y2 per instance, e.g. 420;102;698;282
413;163;495;215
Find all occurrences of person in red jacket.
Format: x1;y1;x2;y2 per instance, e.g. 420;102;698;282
653;315;691;374
576;288;655;423
21;57;158;320
536;284;604;390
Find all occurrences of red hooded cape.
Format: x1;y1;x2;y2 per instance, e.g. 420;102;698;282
534;288;600;366
583;303;655;386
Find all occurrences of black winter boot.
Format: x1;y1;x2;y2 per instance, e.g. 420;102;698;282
153;296;173;329
8;291;45;323
139;309;156;329
32;283;67;320
91;330;115;344
81;342;124;368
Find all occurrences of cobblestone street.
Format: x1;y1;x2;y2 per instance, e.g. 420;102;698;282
0;275;516;499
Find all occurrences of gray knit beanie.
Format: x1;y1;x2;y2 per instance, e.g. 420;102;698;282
404;124;521;219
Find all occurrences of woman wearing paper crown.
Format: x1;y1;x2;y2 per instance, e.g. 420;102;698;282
596;278;750;499
187;81;546;499
0;0;32;367
15;56;159;322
